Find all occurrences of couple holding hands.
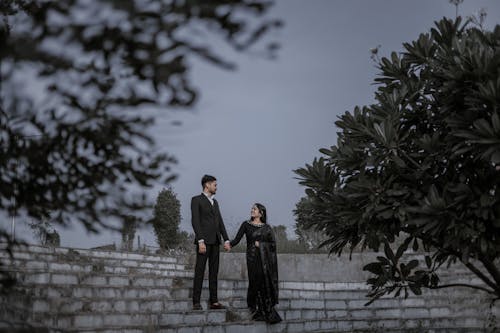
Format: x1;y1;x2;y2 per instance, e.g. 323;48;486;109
191;175;282;324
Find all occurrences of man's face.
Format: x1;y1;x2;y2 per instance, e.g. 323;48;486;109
205;181;217;195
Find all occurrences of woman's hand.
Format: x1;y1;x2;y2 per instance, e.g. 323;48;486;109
255;241;259;248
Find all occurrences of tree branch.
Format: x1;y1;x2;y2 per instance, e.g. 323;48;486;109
429;283;495;295
463;260;499;295
427;242;499;296
479;258;500;293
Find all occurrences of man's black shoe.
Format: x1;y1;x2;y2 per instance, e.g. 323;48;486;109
192;303;203;310
209;302;226;310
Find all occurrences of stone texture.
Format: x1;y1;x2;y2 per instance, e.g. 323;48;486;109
0;243;498;333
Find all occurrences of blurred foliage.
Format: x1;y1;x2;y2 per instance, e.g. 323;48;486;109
120;215;137;251
0;231;16;293
28;214;59;246
0;0;280;292
45;229;60;247
272;224;305;253
0;0;280;231
293;196;328;252
295;17;500;303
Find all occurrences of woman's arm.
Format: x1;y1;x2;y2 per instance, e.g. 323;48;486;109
230;222;246;247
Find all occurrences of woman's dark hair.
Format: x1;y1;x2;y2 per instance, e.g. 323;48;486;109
201;174;216;188
253;203;267;224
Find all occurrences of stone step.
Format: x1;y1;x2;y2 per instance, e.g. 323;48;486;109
7;269;193;287
45;304;491;323
7;267;487;301
14;275;483;303
50;315;489;333
28;297;245;314
14;285;484;312
0;244;188;266
7;265;486;295
1;256;190;274
33;309;230;330
25;291;487;318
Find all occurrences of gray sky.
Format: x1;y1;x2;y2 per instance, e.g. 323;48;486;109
13;0;500;248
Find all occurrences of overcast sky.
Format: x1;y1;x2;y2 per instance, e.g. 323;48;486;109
12;0;500;249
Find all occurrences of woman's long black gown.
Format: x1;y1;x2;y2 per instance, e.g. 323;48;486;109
230;221;282;324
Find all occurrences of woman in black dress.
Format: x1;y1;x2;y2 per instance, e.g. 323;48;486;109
230;203;282;324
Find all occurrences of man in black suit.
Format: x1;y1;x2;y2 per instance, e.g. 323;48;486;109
191;174;231;310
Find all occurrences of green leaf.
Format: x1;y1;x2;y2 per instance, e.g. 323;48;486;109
407;260;419;271
492;112;500;133
393;154;407;168
374;122;386;142
377;256;391;265
363;262;383;275
386;189;408;196
425;256;432;269
384;242;396;265
474;118;494;137
491;151;500;164
409;283;422;295
407;218;430;226
412;238;419;252
430;274;440;287
396;238;412;259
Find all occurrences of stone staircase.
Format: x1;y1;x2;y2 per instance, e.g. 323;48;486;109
0;244;498;332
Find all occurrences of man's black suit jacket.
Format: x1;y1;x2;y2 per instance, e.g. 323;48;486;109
191;194;229;245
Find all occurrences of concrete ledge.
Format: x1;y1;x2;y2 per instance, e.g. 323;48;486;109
216;252;489;284
0;243;180;264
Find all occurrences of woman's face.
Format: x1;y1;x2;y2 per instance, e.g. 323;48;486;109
251;205;261;219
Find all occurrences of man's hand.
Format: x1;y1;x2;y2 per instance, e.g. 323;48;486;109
224;242;231;252
255;241;259;248
198;242;206;254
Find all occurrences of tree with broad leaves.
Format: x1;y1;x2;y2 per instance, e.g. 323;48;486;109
0;0;281;291
295;17;500;304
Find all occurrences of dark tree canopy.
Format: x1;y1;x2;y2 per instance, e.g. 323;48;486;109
295;17;500;303
0;0;280;233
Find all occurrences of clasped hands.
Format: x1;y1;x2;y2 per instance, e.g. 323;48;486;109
197;241;260;254
197;241;232;254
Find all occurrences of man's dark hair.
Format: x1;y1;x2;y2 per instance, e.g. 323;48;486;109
201;175;217;188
